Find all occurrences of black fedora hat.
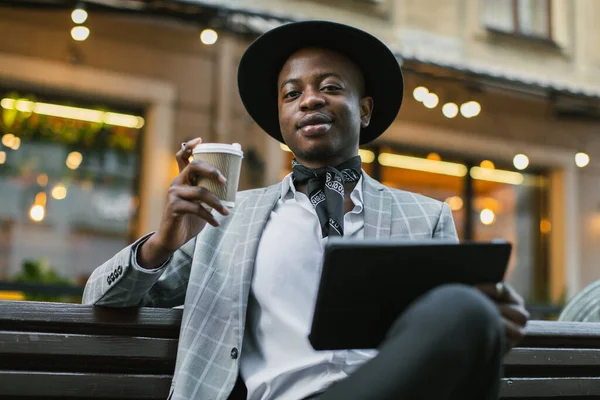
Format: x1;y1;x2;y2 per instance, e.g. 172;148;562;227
237;20;404;145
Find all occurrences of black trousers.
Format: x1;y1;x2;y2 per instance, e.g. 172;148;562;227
308;284;505;400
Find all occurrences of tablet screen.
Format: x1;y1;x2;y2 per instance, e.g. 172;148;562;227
308;239;512;351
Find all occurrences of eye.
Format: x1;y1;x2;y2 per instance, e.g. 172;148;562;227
283;90;300;100
321;85;341;92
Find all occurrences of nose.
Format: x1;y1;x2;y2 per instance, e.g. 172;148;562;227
299;87;326;111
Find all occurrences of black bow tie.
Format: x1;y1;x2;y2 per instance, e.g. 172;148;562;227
291;156;362;237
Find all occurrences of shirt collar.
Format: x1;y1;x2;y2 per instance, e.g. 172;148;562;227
281;172;364;212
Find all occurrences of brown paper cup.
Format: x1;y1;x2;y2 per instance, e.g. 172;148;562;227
192;143;243;208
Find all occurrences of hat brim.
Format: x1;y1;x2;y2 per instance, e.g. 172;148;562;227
237;20;404;145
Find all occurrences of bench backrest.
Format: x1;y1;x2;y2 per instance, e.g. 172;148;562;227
0;301;181;399
1;300;600;399
502;320;600;399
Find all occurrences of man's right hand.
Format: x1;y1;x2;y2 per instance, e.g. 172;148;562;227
138;138;230;269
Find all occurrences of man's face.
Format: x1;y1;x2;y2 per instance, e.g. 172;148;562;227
277;48;373;167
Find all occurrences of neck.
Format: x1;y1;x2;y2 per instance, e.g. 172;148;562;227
295;154;357;169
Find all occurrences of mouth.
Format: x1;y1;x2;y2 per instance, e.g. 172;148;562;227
297;113;333;136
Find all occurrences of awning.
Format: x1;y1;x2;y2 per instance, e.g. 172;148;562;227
0;0;293;35
3;0;599;100
399;51;600;100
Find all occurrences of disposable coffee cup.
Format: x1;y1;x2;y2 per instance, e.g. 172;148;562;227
192;143;243;208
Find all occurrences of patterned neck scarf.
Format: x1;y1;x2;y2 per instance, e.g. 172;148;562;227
291;156;362;238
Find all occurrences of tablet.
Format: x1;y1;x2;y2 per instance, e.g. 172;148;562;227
308;238;512;351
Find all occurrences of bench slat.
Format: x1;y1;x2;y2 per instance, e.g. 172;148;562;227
0;354;175;375
520;321;600;348
0;331;177;359
500;377;600;398
0;371;171;399
505;347;600;366
0;301;182;338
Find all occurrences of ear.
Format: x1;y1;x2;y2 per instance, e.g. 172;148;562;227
359;96;374;128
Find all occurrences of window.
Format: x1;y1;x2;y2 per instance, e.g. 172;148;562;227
0;90;144;293
472;173;550;303
482;0;553;40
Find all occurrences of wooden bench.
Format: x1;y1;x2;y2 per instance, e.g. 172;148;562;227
0;301;180;400
1;300;599;399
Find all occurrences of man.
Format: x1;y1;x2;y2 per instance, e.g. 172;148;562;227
83;20;529;400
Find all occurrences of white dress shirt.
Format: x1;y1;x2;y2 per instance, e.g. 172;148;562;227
240;173;378;400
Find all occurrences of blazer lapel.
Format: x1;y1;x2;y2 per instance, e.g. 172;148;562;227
362;171;392;239
233;183;281;343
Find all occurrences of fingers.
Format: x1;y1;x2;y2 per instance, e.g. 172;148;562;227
169;198;220;227
477;283;530;350
478;285;530;351
172;185;229;216
176;137;203;172
169;151;229;224
503;317;526;348
476;282;523;305
475;283;507;301
502;283;525;305
501;304;529;347
499;303;529;328
175;160;227;187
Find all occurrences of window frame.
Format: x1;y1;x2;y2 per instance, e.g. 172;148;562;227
485;0;554;41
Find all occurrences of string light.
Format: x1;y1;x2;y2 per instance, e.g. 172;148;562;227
71;8;88;24
71;26;90;41
480;209;495;225
423;93;439;109
200;29;218;45
513;154;529;170
29;191;47;222
460;101;481;118
413;86;429;102
51;184;68;200
442;102;458;118
29;205;45;222
412;85;481;118
575;152;590;168
66;151;83;170
1;133;15;147
70;2;89;41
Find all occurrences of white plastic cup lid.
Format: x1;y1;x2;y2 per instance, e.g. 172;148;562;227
192;143;243;157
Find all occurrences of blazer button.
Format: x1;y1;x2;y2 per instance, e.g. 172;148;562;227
230;347;238;359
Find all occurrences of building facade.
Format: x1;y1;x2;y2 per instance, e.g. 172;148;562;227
1;0;599;308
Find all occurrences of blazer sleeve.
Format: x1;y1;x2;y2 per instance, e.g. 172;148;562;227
82;233;195;308
433;202;459;243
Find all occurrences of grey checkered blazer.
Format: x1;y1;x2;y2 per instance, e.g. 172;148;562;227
83;172;458;400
